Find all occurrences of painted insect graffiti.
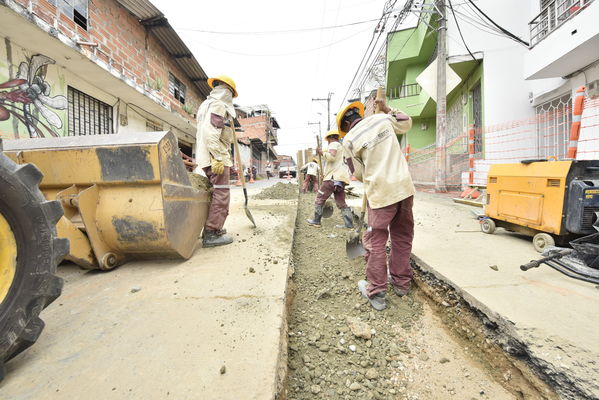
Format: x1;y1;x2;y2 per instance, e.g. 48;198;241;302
0;54;67;138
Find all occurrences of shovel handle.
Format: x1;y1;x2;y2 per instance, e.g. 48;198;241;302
374;87;385;114
355;194;368;235
233;139;247;189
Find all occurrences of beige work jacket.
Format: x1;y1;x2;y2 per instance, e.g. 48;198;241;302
343;111;415;209
194;87;236;171
323;141;350;184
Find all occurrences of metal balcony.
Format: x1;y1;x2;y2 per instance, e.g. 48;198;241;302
388;83;422;100
530;0;595;47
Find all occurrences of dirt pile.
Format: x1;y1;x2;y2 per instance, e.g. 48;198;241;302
188;172;212;192
285;193;523;399
254;182;298;200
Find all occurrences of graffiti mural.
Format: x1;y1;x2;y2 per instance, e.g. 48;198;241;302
0;54;67;138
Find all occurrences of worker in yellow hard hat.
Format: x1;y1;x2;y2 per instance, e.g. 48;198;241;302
306;129;353;229
336;101;364;137
338;97;413;312
195;75;238;247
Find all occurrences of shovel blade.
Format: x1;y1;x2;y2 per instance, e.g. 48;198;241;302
242;187;256;228
322;200;334;218
346;234;365;259
245;207;256;228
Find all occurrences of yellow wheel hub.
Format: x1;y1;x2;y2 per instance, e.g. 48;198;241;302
0;212;17;304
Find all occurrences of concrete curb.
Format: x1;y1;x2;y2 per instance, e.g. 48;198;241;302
411;253;591;399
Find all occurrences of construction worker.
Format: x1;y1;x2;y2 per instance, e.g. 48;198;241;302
338;99;413;311
194;75;238;248
300;158;320;193
306;130;354;229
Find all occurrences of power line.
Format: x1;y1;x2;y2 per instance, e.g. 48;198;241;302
466;0;529;46
354;1;414;94
185;25;373;57
447;0;476;61
338;4;391;109
177;17;381;35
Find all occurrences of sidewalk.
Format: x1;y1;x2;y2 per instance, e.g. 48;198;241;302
345;185;599;398
1;183;297;400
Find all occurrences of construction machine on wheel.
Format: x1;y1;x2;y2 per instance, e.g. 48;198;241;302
0;131;210;380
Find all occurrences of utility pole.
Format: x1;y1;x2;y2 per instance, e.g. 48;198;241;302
308;121;322;141
434;0;448;192
312;92;333;131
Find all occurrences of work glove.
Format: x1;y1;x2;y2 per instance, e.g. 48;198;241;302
211;157;225;175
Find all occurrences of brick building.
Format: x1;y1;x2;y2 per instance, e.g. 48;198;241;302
237;104;279;177
0;0;211;154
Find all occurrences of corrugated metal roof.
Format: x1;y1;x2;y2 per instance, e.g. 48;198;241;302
116;0;211;98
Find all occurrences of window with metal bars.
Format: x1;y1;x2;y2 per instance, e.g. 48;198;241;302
58;0;89;30
67;86;114;136
168;73;186;104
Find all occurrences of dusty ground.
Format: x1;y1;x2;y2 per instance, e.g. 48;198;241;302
1;182;296;400
411;191;599;399
253;182;299;200
285;193;521;400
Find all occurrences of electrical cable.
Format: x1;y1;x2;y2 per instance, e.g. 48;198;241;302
339;0;412;108
185;25;374;57
448;0;476;61
337;7;390;108
466;0;529;46
177;17;381;35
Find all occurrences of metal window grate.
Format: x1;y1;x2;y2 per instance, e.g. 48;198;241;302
535;93;572;159
67;86;113;136
168;73;186;104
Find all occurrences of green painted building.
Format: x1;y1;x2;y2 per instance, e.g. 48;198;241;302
386;5;484;154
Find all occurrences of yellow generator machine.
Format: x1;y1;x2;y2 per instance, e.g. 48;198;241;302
482;160;599;252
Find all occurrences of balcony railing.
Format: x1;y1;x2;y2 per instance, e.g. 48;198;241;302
529;0;594;47
388;83;422;100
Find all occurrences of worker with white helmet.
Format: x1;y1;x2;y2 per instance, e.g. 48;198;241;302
195;75;238;247
300;158;320;193
306;129;354;229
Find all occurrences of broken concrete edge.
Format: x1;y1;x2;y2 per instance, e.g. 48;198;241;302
272;193;300;400
410;253;593;400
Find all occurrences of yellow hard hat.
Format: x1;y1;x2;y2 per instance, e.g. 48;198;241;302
324;129;340;139
207;75;238;97
336;101;365;135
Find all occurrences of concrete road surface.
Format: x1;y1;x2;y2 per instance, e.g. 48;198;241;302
1;179;296;400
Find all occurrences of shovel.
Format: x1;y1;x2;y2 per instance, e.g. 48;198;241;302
233;139;256;228
346;194;368;259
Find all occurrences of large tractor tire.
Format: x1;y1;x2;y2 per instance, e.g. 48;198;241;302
0;148;68;381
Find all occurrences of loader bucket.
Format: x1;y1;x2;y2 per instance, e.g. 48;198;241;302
3;131;210;270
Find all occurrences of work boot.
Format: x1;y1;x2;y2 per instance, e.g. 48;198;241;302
336;207;354;229
202;230;234;248
388;274;410;296
358;280;386;311
307;204;324;227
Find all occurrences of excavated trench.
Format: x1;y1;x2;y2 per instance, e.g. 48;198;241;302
281;192;560;400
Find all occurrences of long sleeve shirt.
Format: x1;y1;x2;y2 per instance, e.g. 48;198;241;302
194;87;236;171
323;141;350;184
343;110;415;209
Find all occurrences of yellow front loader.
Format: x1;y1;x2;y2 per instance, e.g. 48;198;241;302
0;131;209;379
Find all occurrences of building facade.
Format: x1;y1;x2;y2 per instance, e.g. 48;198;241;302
0;0;211;155
384;0;598;187
237;104;279;177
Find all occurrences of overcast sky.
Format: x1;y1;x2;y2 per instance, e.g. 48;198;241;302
150;0;404;158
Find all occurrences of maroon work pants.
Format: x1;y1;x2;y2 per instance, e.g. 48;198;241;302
203;166;230;231
363;196;414;296
302;174;319;193
315;180;347;208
